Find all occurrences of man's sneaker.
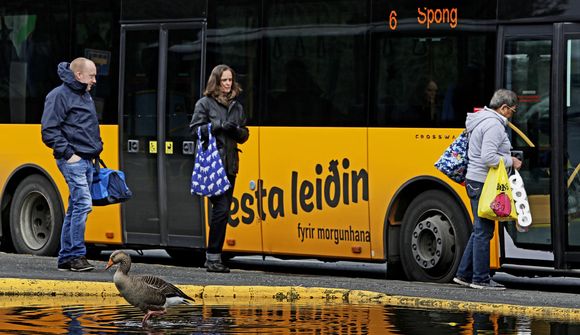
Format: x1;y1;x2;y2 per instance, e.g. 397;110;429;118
470;279;505;290
70;256;95;272
453;276;471;287
57;261;71;271
206;261;230;273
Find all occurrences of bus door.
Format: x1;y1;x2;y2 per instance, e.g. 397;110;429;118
119;22;206;248
498;25;556;266
559;23;580;266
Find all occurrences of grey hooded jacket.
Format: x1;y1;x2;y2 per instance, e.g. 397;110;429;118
465;106;513;183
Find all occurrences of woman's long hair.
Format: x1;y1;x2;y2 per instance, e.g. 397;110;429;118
203;64;242;99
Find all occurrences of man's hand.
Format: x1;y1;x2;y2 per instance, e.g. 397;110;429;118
512;156;522;170
67;154;81;163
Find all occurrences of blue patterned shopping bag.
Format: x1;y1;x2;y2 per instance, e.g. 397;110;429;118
191;123;231;197
434;131;469;184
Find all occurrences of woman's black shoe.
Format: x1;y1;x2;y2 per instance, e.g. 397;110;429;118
206;261;230;273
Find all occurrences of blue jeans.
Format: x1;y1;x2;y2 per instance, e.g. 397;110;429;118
56;158;93;264
456;179;496;283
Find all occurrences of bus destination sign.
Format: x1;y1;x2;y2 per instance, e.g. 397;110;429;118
388;6;458;30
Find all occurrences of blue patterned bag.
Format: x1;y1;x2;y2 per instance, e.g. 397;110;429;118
434;131;469;184
190;123;231;197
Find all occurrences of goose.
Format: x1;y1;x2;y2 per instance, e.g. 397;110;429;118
105;250;194;326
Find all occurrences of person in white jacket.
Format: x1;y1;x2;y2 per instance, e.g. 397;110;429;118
453;89;522;290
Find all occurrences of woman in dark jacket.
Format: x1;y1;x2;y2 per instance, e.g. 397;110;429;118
190;64;249;273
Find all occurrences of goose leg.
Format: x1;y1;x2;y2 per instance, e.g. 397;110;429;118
141;310;166;327
141;311;153;327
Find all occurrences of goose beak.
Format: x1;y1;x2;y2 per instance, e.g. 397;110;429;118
105;259;114;270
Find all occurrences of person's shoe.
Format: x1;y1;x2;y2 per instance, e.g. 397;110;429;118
57;260;71;271
453;276;471;287
470;279;505;290
70;256;95;272
206;261;230;273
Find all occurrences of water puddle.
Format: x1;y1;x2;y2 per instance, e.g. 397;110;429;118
0;296;578;334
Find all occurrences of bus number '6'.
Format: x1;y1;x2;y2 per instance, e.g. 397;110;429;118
389;10;398;30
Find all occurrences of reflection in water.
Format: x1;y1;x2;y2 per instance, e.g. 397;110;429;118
0;298;579;334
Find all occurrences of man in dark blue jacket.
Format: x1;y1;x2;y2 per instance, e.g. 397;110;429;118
41;57;103;272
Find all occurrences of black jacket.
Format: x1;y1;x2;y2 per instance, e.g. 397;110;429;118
41;62;103;160
189;96;249;176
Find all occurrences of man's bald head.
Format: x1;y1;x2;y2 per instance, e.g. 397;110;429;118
70;57;94;72
70;57;97;91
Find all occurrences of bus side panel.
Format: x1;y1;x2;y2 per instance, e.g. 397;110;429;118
367;128;471;259
490;222;500;269
0;125;122;244
258;127;370;259
0;125;52;186
221;126;262;253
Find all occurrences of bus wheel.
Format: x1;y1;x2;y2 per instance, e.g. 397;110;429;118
9;175;63;256
399;190;469;283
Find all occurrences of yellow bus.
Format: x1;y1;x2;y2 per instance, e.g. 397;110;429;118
1;0;579;283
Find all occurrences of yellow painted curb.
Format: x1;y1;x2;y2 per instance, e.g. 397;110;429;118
0;278;119;297
353;292;580;322
1;278;579;322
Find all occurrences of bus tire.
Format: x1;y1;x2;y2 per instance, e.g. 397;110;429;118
399;189;470;283
9;175;63;256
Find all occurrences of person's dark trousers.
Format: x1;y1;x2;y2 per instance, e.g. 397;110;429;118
207;175;236;254
56;158;93;264
456;179;496;284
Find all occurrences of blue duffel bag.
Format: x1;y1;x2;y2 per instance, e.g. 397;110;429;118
91;158;132;206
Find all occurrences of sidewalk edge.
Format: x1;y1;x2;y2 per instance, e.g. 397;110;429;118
1;278;578;322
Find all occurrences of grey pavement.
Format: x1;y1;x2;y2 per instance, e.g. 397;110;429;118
1;251;580;310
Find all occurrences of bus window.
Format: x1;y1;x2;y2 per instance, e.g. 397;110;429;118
72;1;118;125
371;33;494;128
503;38;552;247
565;38;580;248
207;0;259;126
0;1;68;124
262;0;367;127
121;0;205;21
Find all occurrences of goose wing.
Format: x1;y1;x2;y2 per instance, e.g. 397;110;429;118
139;275;194;301
121;275;167;311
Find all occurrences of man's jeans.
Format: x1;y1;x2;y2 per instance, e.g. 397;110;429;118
56;158;93;264
456;179;496;283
